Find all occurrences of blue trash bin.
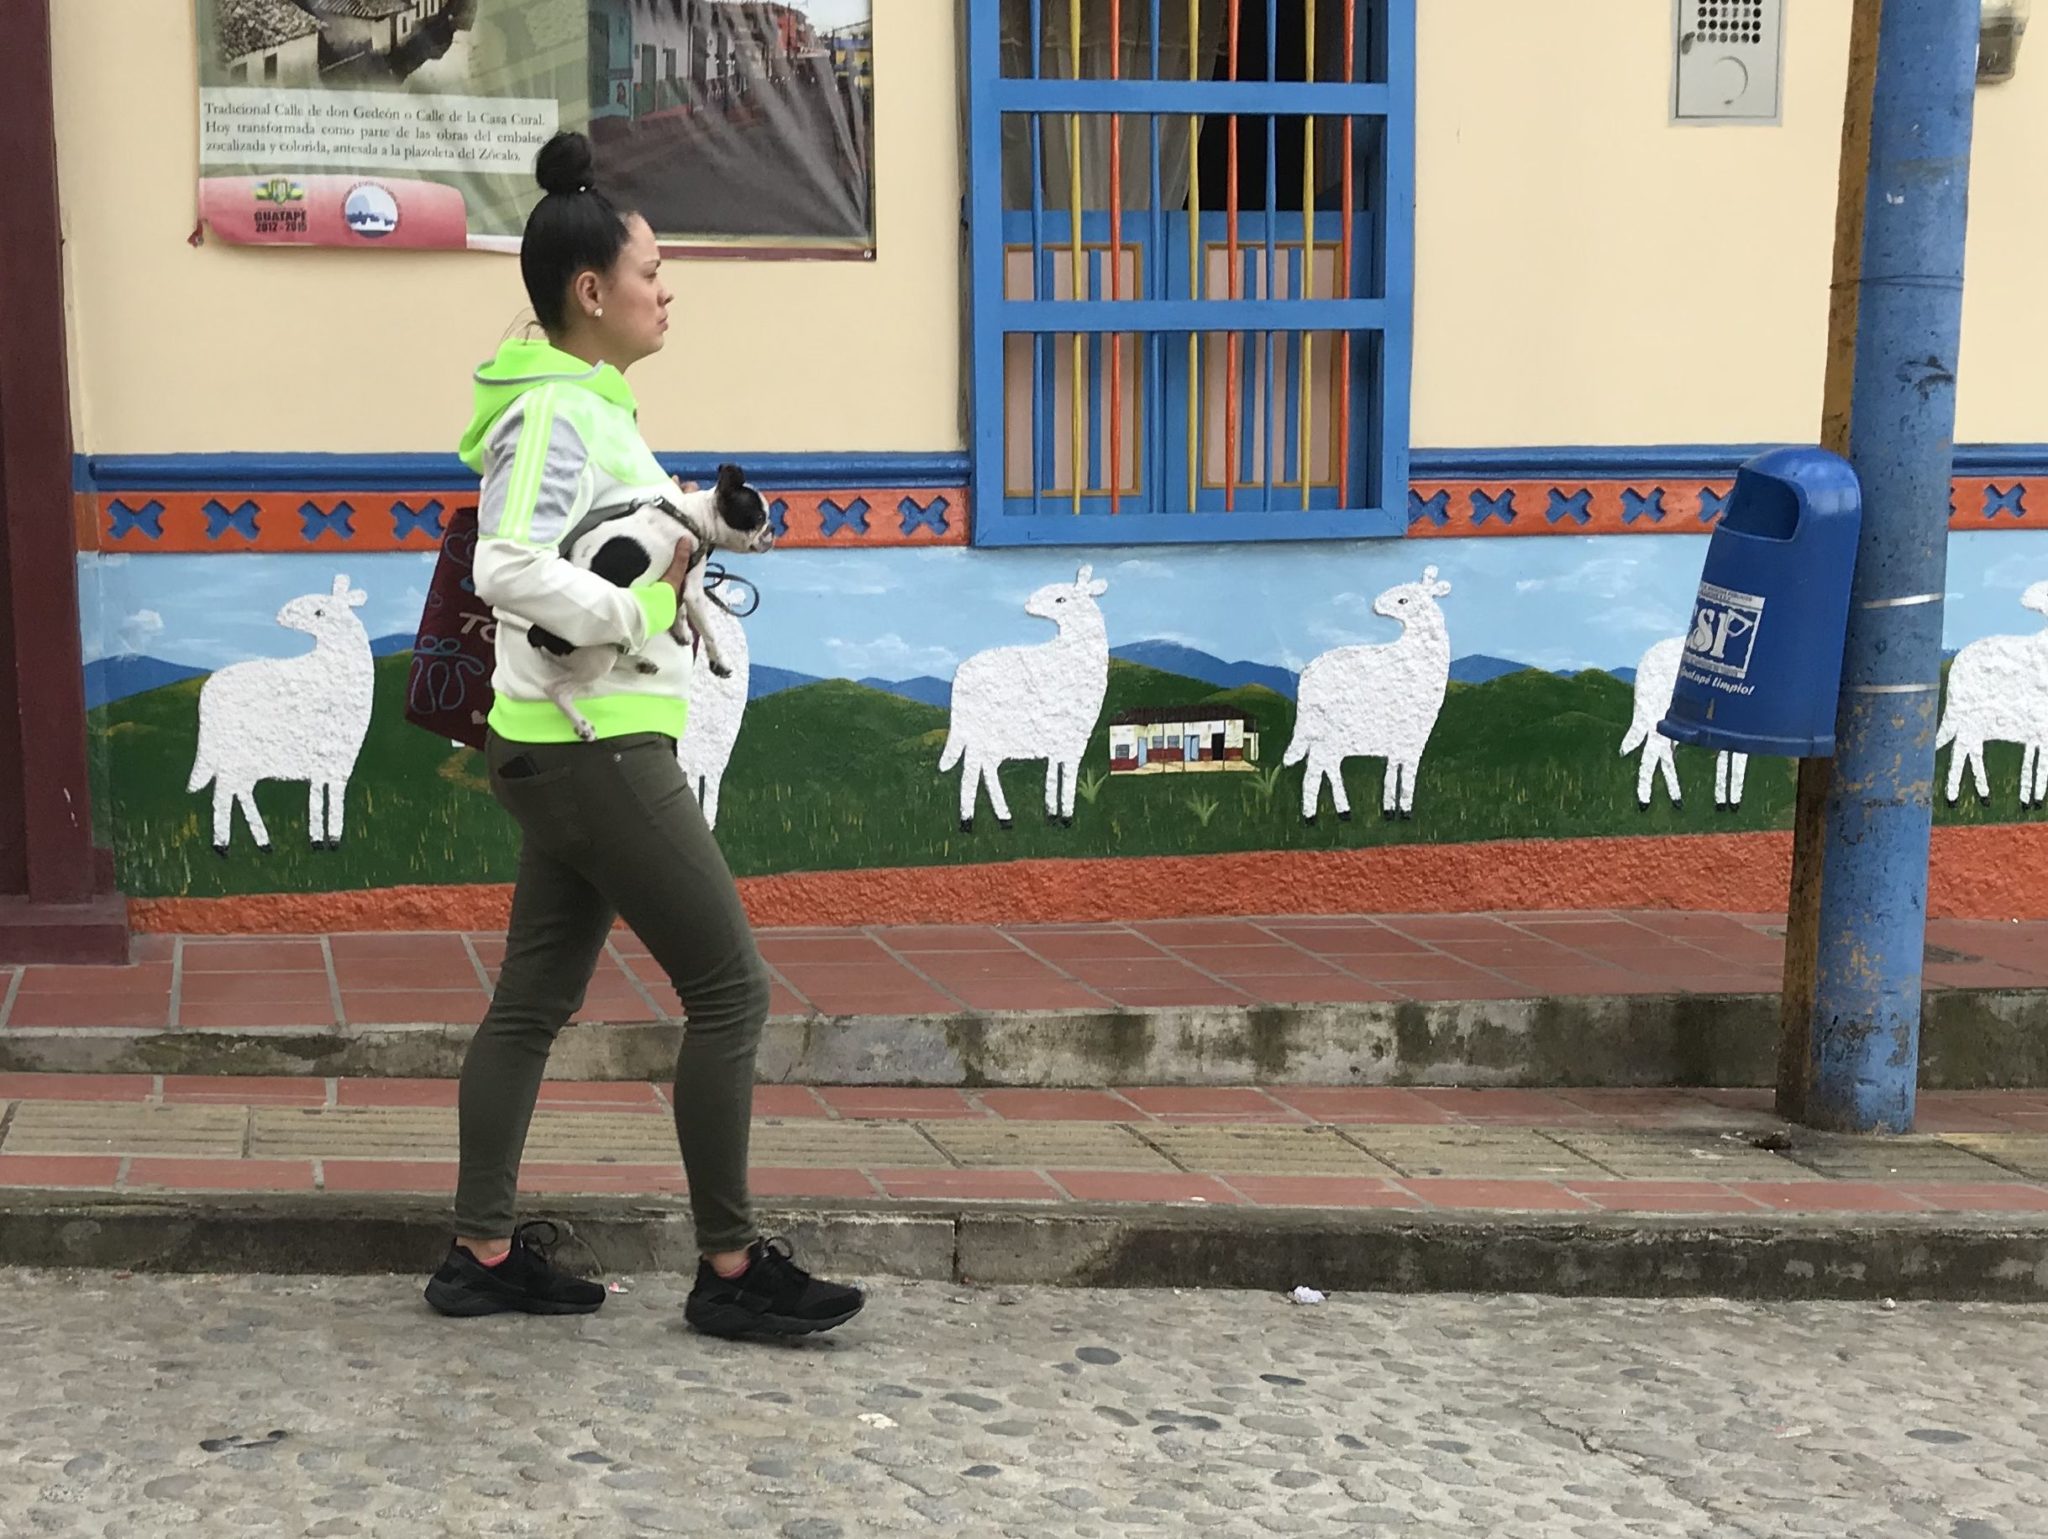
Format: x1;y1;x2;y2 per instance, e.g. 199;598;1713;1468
1659;446;1862;758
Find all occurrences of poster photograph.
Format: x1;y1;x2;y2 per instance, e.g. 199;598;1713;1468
195;0;876;257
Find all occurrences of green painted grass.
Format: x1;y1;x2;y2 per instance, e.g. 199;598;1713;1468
89;656;2039;898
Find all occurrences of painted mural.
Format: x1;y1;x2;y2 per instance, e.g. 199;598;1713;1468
1939;579;2048;808
940;565;1110;830
1285;566;1453;822
74;526;2048;907
187;574;374;853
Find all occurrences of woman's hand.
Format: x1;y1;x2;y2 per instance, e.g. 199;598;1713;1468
660;536;695;593
661;478;702;591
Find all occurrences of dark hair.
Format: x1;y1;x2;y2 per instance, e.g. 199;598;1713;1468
520;132;634;335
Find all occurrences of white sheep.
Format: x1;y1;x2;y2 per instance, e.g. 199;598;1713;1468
188;574;375;854
938;564;1110;831
1620;636;1750;810
676;583;750;829
1283;567;1453;821
1937;579;2048;807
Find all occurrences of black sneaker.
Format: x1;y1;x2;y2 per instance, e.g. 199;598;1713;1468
684;1236;865;1339
423;1220;607;1318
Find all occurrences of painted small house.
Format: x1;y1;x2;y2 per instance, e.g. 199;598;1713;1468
1109;706;1260;776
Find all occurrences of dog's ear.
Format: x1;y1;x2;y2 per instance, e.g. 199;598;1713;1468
716;463;745;496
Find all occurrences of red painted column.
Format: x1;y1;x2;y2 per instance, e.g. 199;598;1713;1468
0;0;128;963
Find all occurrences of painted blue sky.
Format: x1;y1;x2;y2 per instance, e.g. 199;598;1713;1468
76;530;2048;685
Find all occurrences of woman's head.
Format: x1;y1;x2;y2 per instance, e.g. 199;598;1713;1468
520;132;670;369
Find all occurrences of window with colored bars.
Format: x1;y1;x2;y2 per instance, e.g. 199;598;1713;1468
965;0;1413;546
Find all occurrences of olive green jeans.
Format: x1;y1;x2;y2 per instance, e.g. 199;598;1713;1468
453;731;767;1253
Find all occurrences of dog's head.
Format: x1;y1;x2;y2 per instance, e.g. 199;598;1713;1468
704;463;776;553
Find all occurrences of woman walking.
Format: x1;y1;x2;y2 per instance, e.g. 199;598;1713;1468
423;132;863;1340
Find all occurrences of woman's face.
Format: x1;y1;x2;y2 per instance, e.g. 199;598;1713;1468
585;214;671;368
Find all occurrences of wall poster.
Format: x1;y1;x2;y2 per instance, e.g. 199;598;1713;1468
195;0;876;257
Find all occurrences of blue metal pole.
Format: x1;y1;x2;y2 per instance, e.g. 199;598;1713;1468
1807;0;1980;1134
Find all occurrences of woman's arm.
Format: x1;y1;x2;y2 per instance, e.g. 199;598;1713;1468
470;388;679;649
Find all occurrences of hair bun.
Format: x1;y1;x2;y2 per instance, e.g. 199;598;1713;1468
534;131;597;197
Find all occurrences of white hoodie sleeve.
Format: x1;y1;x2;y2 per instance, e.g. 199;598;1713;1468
470;389;678;648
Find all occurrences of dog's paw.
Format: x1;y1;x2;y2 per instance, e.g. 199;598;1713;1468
708;661;733;679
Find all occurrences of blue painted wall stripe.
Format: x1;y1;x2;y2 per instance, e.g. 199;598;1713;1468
76;451;975;494
77;445;2048;496
1409;444;2048;479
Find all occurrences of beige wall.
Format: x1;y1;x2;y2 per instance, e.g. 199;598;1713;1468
1412;0;2046;448
51;0;963;455
52;1;2045;458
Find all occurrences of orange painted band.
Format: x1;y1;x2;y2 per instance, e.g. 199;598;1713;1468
1410;476;2040;538
128;822;2048;934
80;477;2037;552
85;488;970;553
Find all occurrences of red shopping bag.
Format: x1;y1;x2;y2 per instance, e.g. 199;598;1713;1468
403;501;496;750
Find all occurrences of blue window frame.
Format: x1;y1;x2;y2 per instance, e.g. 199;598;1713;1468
965;0;1414;547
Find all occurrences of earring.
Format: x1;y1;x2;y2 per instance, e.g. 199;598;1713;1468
594;306;604;318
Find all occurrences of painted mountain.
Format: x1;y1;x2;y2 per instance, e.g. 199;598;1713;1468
859;675;952;708
750;664;821;700
1451;654;1542;685
82;656;207;710
82;636;1637;713
1110;640;1552;695
1111;641;1300;697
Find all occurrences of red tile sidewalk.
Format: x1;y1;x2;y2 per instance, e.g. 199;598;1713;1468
4;912;2044;1031
6;1075;2048;1220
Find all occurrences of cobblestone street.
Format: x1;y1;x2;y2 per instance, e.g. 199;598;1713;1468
0;1273;2041;1537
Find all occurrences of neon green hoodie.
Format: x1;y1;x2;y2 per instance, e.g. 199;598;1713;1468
459;339;687;745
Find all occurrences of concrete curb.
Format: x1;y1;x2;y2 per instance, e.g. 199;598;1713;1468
5;988;2045;1087
6;1192;2048;1301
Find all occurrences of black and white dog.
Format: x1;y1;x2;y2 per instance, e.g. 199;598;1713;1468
528;462;774;741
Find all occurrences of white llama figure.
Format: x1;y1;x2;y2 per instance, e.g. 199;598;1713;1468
2024;742;2048;810
1620;636;1750;810
677;588;750;829
188;574;374;854
1283;566;1453;821
938;564;1111;830
1938;579;2048;807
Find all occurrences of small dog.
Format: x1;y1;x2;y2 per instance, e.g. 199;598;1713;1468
527;462;775;741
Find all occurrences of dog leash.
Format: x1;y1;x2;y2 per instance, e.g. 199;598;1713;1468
686;564;762;661
703;564;760;618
